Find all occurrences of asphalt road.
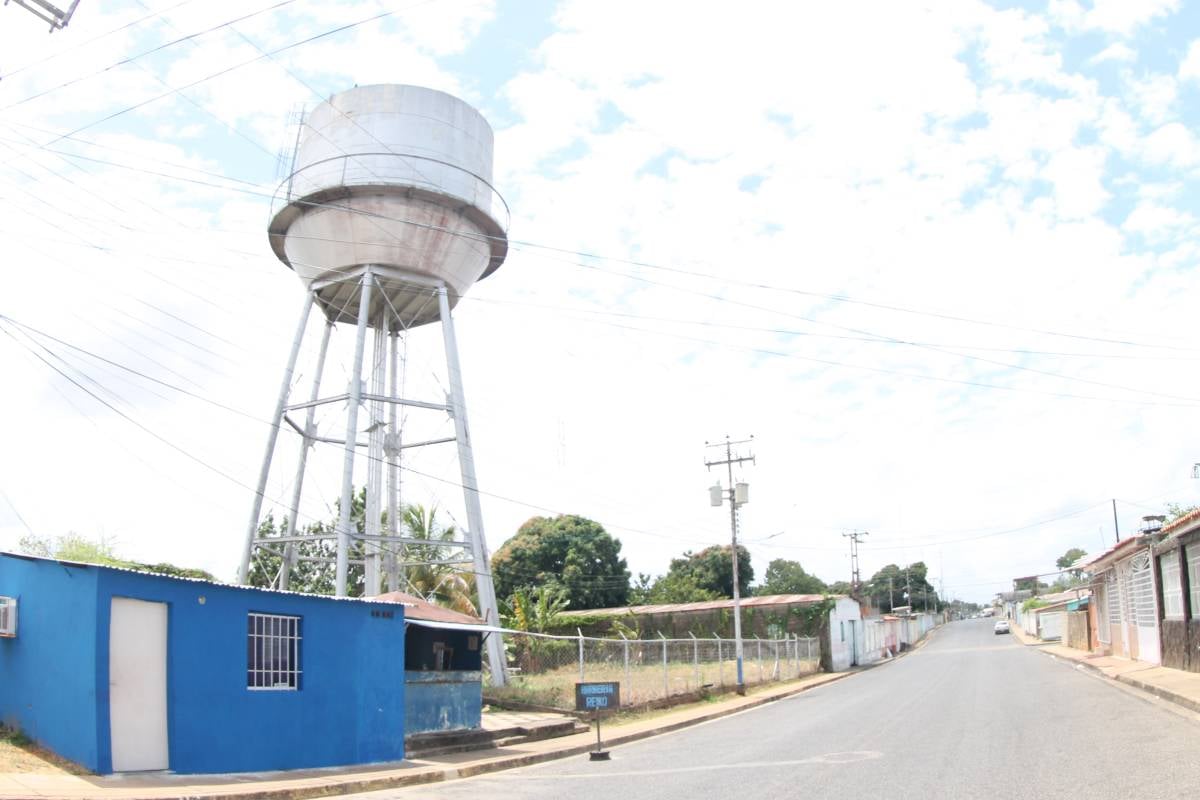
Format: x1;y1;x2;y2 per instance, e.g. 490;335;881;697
347;620;1200;800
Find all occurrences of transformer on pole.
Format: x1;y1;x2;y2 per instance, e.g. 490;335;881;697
238;85;510;685
705;435;754;695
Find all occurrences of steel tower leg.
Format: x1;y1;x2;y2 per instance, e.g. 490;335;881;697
280;320;334;591
335;271;375;597
437;285;506;686
238;291;314;585
385;330;401;593
364;325;387;596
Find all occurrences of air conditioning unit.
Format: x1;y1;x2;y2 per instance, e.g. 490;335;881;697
0;597;17;638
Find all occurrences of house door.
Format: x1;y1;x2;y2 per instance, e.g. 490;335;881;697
849;620;859;666
109;598;169;772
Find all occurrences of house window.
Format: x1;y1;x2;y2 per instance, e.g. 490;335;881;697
1161;551;1184;620
1188;543;1200;618
247;613;301;690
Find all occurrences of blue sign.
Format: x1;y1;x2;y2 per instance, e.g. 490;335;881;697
575;681;620;712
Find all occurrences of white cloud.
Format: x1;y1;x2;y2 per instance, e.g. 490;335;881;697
1179;40;1200;83
1082;0;1179;35
3;0;1200;607
1089;42;1137;65
1125;72;1178;125
1141;122;1200;167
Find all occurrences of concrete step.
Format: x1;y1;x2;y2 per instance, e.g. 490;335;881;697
405;720;587;759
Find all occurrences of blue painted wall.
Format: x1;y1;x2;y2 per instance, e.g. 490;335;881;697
405;671;482;733
0;555;102;770
1;553;408;774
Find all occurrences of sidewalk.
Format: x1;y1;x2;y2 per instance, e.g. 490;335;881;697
0;671;852;800
1009;624;1200;715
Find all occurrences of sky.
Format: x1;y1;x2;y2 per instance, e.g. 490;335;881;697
1;0;1199;605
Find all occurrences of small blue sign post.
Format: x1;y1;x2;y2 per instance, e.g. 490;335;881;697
575;681;619;761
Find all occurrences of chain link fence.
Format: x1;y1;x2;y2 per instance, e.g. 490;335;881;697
485;631;820;711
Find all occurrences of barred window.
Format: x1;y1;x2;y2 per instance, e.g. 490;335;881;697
247;613;301;690
1161;551;1184;620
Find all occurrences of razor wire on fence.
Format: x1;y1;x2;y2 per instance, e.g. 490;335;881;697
484;630;820;711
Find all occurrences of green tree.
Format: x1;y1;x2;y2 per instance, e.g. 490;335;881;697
863;562;938;612
1055;547;1088;571
645;571;721;604
757;558;828;596
628;572;655;604
491;515;630;610
247;488;367;596
17;532;214;581
661;544;753;598
400;503;477;616
501;585;570;633
1166;503;1198;522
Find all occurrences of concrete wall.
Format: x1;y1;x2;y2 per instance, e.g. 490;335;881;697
0;553;409;775
0;556;102;770
827;597;863;671
405;671;482;733
1038;611;1065;641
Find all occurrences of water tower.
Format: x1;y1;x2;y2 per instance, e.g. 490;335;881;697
237;85;509;683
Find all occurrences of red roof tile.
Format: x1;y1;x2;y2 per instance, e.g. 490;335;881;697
370;591;483;625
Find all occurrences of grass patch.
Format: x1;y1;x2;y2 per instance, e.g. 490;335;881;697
0;725;91;775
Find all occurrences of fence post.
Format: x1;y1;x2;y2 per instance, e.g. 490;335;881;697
755;636;763;683
714;634;723;687
659;633;669;701
689;633;699;689
577;628;585;682
620;633;630;692
772;638;780;680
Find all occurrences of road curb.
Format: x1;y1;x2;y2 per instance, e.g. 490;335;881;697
1039;648;1200;717
26;673;856;800
12;629;948;800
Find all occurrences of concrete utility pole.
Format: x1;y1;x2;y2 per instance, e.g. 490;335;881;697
842;530;868;590
705;435;755;696
1112;498;1120;545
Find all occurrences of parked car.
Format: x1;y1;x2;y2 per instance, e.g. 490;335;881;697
994;620;1010;635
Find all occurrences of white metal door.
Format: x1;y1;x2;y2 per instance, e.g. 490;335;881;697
109;598;169;772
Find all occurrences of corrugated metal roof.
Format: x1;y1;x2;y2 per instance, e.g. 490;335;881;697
370;591;482;625
559;593;837;617
1;551;411;605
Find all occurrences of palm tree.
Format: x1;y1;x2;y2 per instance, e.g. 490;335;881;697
401;503;479;616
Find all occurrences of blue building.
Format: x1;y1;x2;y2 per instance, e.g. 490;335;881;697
0;552;409;774
372;591;489;735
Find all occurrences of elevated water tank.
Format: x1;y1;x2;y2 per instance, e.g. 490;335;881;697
268;85;509;328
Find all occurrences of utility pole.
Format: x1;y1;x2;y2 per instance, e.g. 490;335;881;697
842;530;868;590
888;576;895;612
1112;499;1120;545
905;567;912;608
706;435;755;696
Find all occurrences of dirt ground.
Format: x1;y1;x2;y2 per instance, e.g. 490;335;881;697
0;727;89;775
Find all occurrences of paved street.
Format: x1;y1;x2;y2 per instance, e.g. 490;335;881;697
345;620;1200;800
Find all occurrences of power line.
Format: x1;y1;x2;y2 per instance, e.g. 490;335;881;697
0;1;198;81
0;1;299;112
